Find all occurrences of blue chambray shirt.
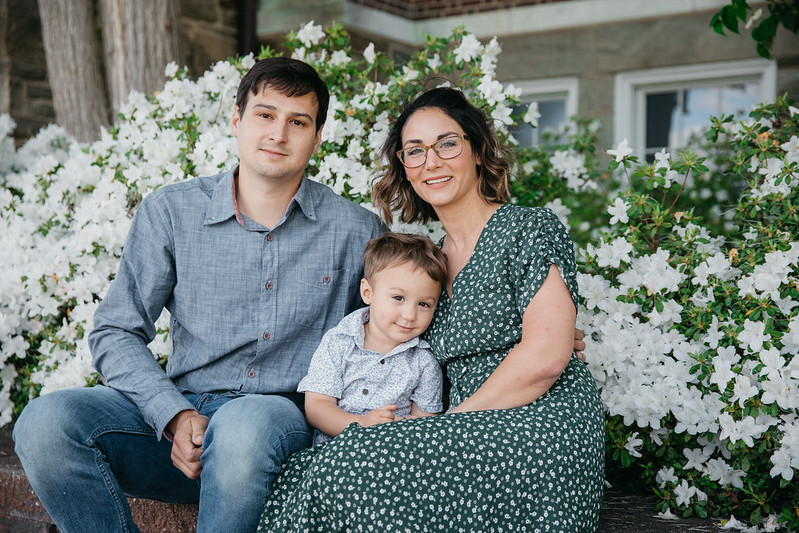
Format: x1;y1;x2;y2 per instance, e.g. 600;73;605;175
89;168;386;438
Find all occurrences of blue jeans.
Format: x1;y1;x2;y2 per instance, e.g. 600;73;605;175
12;386;310;533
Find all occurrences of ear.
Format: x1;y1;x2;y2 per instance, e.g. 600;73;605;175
313;126;324;152
360;278;372;304
232;105;241;137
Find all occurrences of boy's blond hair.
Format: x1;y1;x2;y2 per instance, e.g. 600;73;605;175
363;232;447;287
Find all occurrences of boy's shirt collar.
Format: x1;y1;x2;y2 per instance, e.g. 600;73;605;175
337;307;429;358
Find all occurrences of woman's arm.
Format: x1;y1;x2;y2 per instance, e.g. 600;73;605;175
305;392;398;438
450;265;576;413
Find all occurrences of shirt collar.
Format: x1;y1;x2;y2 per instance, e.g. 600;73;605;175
204;166;319;227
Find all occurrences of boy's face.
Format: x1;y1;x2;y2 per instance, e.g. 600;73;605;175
360;262;441;354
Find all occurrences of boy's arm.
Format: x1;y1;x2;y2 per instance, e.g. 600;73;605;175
305;392;397;438
408;402;439;418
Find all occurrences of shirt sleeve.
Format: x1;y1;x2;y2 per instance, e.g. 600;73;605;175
297;330;346;399
410;348;443;414
513;208;580;316
88;191;193;439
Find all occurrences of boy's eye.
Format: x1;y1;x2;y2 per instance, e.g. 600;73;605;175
392;295;404;302
419;302;431;308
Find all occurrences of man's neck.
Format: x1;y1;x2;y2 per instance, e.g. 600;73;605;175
235;169;302;230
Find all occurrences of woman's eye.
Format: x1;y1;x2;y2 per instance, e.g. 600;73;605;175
438;139;457;149
406;147;425;157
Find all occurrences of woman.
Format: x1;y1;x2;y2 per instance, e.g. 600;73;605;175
257;88;605;532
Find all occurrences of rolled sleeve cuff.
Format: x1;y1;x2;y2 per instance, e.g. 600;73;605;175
414;401;444;414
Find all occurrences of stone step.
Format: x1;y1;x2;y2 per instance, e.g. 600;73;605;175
1;426;728;532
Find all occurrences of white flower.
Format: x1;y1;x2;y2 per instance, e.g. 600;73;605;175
656;466;678;485
523;102;540;128
427;53;442;71
329;50;351;67
737;318;770;354
654;148;670;170
607;139;633;163
683;447;711;471
363;42;376;64
296;21;325;47
593;237;633;268
607;197;629;225
454;33;482;64
625;432;643;458
164;61;180;78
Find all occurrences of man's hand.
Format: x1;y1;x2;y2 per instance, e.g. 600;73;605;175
574;328;586;362
165;409;209;479
360;405;397;427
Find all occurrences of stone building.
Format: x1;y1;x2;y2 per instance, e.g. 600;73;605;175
2;0;798;157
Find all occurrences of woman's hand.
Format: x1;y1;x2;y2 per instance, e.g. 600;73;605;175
451;265;576;413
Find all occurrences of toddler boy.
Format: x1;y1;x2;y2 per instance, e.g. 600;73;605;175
299;232;447;444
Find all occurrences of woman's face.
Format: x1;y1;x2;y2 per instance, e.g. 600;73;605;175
400;107;481;211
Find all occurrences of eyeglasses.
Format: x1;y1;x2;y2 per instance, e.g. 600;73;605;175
396;134;470;168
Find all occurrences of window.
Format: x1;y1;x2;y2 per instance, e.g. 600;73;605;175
614;60;776;161
507;78;578;148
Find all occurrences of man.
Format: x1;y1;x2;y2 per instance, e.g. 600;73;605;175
13;57;385;533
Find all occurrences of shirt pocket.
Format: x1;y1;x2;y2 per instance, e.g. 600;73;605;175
292;268;350;329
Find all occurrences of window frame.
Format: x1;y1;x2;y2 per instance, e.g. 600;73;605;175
613;59;777;159
507;77;579;148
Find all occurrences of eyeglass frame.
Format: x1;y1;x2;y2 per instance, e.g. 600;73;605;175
396;134;470;169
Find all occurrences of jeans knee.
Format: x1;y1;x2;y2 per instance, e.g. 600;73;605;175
202;396;310;474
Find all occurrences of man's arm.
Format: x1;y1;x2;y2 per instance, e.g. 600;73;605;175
89;192;194;439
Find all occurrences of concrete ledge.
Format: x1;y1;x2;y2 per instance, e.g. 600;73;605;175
1;426;728;532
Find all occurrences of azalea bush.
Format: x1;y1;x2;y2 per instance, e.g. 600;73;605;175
581;96;799;530
1;21;797;531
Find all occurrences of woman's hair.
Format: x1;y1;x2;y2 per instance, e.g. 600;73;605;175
235;57;329;132
363;232;448;288
372;87;511;224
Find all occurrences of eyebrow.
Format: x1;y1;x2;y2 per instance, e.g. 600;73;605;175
402;131;459;147
251;103;313;122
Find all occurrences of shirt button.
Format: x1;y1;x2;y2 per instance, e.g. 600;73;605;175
362;388;368;395
267;233;273;241
248;369;255;378
380;359;385;364
265;281;273;290
323;275;330;283
263;331;270;340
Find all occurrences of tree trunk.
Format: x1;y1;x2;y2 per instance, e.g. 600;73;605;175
37;0;111;143
99;0;184;112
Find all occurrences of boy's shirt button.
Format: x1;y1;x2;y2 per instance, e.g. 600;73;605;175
362;389;368;395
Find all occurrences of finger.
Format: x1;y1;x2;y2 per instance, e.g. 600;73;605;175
576;350;586;363
574;328;585;341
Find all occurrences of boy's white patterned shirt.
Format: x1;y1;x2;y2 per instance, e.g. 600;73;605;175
298;307;443;445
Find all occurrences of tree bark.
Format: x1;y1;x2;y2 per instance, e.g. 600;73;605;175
99;0;184;112
37;0;111;142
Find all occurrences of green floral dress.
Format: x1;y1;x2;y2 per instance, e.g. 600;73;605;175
257;205;605;532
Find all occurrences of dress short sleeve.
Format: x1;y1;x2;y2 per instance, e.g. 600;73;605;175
513;207;579;316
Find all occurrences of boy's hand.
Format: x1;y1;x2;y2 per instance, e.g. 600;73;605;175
165;409;209;479
360;405;397;427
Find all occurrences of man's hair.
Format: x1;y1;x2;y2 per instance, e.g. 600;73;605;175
372;87;511;224
363;232;448;288
235;57;330;132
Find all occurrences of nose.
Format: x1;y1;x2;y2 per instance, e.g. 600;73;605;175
423;147;443;169
401;304;417;322
268;122;288;143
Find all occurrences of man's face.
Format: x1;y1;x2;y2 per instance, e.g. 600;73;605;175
232;85;323;185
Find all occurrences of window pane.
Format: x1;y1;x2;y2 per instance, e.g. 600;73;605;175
721;81;759;116
682;86;718;145
510;98;567;148
538;100;566;144
645;91;678;159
